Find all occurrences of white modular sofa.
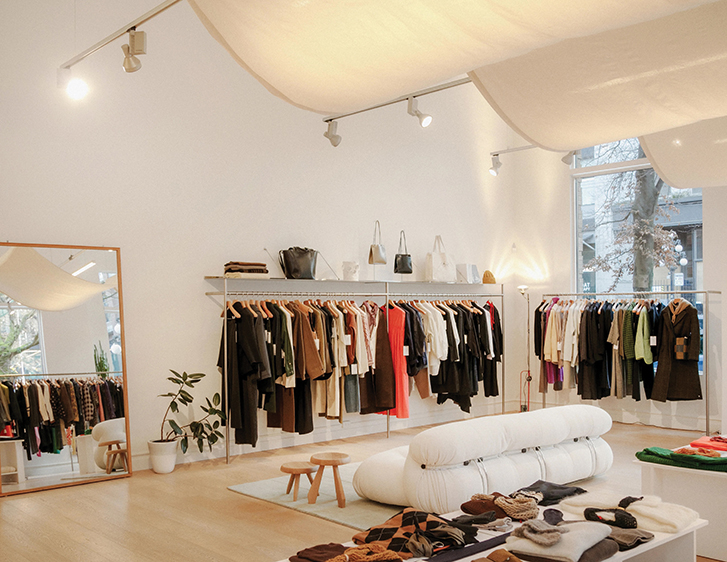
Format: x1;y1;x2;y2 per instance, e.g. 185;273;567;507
353;405;613;514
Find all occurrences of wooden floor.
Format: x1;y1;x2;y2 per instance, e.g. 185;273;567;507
0;421;719;562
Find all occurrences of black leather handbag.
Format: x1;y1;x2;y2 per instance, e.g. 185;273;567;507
279;247;318;279
394;230;413;274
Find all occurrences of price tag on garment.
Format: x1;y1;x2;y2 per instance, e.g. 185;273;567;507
403;346;410;356
613;344;619;350
557;342;562;351
314;338;320;350
464;334;468;344
650;336;657;346
273;343;277;354
345;334;352;346
427;342;432;352
266;331;272;344
351;363;359;375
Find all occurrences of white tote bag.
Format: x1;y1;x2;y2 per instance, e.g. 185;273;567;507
425;235;457;283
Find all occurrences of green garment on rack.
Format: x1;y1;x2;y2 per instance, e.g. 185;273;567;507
636;446;727;473
622;307;636;387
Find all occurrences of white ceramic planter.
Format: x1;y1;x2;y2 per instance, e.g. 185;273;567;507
148;440;179;474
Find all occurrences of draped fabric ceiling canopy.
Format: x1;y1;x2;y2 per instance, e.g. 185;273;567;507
0;247;116;312
187;0;727;187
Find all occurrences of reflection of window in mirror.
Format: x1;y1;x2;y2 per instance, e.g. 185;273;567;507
0;294;46;375
99;271;122;373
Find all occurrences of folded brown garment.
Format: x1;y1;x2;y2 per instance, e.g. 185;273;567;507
460;498;508;519
289;543;346;562
607;528;655;551
224;261;267;267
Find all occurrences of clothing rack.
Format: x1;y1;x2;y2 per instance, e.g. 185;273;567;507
206;279;506;464
0;371;123;378
541;289;720;435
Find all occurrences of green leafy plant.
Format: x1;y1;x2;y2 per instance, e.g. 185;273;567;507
157;370;225;453
93;341;110;378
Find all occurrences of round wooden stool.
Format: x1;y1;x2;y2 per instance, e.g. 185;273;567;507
280;461;318;501
307;452;351;508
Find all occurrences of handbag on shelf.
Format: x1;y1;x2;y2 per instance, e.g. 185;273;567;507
278;247;318;279
425;235;456;283
394;230;413;274
368;220;387;265
456;263;480;284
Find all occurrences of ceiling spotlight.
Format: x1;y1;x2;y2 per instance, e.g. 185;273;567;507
324;121;342;147
489;154;502;176
407;97;432;128
561;151;576;165
122;29;146;73
679;257;688;266
66;78;89;100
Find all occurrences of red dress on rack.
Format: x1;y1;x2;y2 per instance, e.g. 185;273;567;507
383;304;409;419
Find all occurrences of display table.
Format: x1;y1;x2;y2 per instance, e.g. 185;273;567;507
278;515;707;562
638;458;725;560
0;438;26;484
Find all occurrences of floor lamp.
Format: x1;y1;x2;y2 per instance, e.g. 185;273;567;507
517;285;532;411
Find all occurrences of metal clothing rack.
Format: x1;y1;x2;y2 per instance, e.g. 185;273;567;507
0;371;123;378
205;278;506;464
540;289;721;435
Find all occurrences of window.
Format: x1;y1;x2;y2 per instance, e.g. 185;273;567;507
0;295;44;374
575;139;703;296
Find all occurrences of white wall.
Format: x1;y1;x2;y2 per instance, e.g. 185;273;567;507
1;1;578;469
4;1;715;474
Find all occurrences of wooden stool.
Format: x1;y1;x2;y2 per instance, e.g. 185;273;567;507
280;462;318;501
308;452;351;508
100;440;129;474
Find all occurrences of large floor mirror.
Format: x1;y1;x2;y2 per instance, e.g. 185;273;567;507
0;242;130;495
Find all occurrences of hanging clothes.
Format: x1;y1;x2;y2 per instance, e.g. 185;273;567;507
652;299;702;401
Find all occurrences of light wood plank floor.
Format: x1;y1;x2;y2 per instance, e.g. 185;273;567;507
0;421;719;562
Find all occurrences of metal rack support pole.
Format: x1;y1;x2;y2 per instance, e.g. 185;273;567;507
224;276;230;464
705;293;710;435
386;282;391;439
500;283;506;415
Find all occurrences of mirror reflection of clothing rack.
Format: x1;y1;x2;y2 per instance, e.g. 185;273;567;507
0;370;126;491
206;278;506;464
540;289;720;435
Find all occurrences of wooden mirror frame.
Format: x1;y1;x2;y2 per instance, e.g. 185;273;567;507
0;242;131;496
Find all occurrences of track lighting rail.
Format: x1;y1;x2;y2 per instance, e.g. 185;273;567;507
322;77;472;124
58;0;182;71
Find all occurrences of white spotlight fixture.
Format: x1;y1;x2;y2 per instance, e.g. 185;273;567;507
489;154;502;176
122;28;146;73
323;121;342;147
407;97;432;128
679;257;688;266
72;262;96;276
561;151;576;165
517;285;529;295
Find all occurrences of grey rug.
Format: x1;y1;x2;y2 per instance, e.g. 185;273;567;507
228;462;402;530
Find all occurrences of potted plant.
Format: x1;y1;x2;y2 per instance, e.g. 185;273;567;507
147;370;226;474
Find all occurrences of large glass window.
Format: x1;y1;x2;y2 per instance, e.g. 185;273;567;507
575;140;703;296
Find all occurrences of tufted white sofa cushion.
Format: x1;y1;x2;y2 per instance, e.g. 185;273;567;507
353;405;613;513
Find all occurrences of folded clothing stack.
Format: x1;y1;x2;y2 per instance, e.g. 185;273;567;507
636;445;727;472
689;434;727;452
224;261;270;279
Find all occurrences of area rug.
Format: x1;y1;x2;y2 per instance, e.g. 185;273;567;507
228;462;401;530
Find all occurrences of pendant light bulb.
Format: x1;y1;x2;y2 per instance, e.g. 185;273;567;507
323;121;342;147
489;154;502;176
407;97;432;128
